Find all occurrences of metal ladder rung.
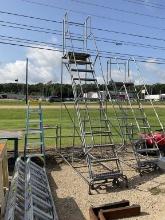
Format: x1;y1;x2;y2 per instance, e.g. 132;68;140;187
28;120;41;124
28;109;41;113
31;178;48;189
33;194;52;209
33;206;54;220
27;142;43;146
29;160;45;170
26;147;42;151
27;130;42;134
32;184;49;197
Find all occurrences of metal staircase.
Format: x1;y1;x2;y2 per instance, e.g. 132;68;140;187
24;101;45;158
107;58;162;174
62;14;127;192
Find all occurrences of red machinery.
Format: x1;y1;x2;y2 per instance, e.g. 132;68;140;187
140;132;165;150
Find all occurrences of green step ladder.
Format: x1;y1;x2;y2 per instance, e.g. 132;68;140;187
24;101;45;158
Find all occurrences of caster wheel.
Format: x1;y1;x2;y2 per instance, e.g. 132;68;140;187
112;178;120;187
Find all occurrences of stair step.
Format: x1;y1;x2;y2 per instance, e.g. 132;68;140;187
71;68;94;73
93;171;122;181
136;148;159;153
138;159;158;166
87;143;114;148
25;153;44;158
73;77;96;82
85;131;112;135
117;116;146;120
69;60;92;65
91;158;118;163
67;52;90;61
140;126;150;129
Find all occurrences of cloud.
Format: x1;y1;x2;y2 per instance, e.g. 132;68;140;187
143;60;165;83
27;46;62;83
0;60;26;83
0;45;63;84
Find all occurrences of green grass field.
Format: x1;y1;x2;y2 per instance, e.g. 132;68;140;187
0;103;165;151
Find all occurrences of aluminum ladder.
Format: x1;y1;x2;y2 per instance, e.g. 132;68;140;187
24;101;45;158
5;157;58;220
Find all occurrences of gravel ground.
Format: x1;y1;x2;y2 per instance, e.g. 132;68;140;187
47;158;165;220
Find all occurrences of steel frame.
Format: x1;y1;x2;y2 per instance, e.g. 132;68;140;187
59;14;128;193
106;57;163;174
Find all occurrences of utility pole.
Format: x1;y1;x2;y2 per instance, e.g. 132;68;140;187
26;58;28;105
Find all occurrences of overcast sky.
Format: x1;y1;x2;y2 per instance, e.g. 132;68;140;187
0;0;165;84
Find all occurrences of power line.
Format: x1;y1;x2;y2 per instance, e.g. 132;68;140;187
2;17;165;54
0;9;62;24
0;22;61;35
0;20;61;34
0;40;63;51
1;37;165;64
0;34;62;47
135;0;165;8
2;29;165;55
122;0;165;10
20;0;165;32
2;9;165;44
71;0;165;21
92;27;165;43
95;36;165;52
2;14;165;54
1;8;165;62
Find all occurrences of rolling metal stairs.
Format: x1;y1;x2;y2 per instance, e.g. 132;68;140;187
62;14;127;192
107;58;162;174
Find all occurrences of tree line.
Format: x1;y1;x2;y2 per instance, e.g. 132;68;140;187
0;83;165;98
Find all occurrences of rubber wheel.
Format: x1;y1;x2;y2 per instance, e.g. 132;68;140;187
112;178;120;187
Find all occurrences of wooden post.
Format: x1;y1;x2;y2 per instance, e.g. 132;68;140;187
0;140;9;216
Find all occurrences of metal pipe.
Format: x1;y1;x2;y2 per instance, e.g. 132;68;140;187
25;58;28;105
